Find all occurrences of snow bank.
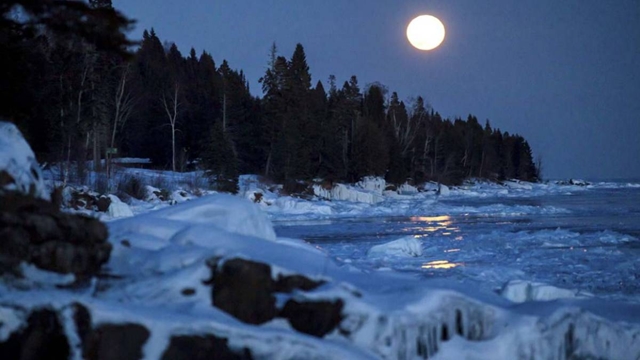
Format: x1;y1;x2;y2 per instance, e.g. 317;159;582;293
113;193;276;242
367;236;423;257
500;280;592;303
107;194;134;218
0;121;49;200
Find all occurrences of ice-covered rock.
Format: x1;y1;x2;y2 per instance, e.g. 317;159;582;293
438;183;450;196
504;180;534;190
368;236;423;257
0;121;49;200
500;280;593;303
397;183;419;195
107;194;134;218
273;196;333;215
313;183;384;204
356;176;386;194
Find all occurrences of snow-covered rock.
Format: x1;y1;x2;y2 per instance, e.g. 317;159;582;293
367;236;423;257
107;194;134;218
0;121;49;200
500;280;593;303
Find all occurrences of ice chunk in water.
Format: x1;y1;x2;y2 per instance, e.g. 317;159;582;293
368;236;423;257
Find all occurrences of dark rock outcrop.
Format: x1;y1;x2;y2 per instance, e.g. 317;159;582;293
161;335;252;360
0;308;70;360
211;258;277;324
280;299;344;337
84;323;150;360
209;257;342;337
0;191;111;279
96;195;112;212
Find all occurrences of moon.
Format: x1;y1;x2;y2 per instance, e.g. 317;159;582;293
406;15;446;51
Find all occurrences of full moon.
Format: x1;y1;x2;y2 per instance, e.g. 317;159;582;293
406;15;446;51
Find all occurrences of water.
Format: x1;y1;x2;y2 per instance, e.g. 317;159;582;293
274;187;640;303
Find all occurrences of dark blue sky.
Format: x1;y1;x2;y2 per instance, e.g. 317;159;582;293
113;0;640;180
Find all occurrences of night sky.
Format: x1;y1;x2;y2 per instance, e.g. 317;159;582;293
113;0;640;180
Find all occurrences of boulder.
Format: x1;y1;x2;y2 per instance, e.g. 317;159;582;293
0;308;70;360
280;299;344;337
209;258;326;326
96;196;111;212
161;335;252;360
84;323;150;360
211;258;277;324
0;191;111;279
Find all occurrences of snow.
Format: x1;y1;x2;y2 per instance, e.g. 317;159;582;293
111;157;152;164
367;236;423;257
107;194;134;218
0;121;49;200
19;262;76;286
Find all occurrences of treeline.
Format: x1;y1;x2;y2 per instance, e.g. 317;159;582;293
4;1;539;192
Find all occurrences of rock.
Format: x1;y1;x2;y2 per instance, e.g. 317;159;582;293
274;274;324;293
209;258;324;325
0;191;111;279
181;288;196;296
161;335;252;360
211;258;277;324
0;308;70;360
280;299;344;337
84;324;150;360
96;196;111;212
71;190;99;210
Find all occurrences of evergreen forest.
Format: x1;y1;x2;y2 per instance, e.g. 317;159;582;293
2;1;540;193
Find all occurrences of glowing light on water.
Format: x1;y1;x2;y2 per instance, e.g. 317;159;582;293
421;260;462;269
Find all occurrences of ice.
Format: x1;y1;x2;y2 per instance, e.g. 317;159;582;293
272;196;333;215
0;121;49;200
503;180;534;190
437;183;450;196
355;176;386;193
500;280;593;303
313;183;385;204
397;183;418;195
367;236;423;257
